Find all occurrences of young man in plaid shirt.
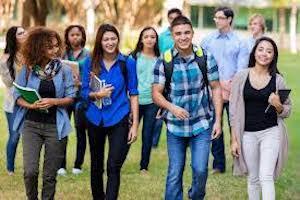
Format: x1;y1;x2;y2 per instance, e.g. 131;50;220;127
152;16;223;200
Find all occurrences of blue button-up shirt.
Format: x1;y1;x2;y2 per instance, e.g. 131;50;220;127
13;63;77;140
244;36;256;54
201;31;248;81
153;46;219;137
81;53;138;127
159;28;174;53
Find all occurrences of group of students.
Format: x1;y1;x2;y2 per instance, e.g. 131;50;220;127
0;6;292;200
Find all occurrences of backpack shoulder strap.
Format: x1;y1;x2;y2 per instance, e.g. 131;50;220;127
162;49;174;100
195;48;213;110
195;48;208;89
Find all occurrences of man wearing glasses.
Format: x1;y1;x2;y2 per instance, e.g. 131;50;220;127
201;6;248;174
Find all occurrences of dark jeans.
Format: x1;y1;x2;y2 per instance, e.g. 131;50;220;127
139;103;158;170
88;116;130;200
152;118;163;147
211;102;230;172
5;108;20;172
165;128;212;200
22;120;67;200
74;106;88;169
60;103;89;170
58;104;74;169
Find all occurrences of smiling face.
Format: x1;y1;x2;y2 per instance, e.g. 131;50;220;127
141;29;157;50
254;40;274;68
16;27;27;44
172;24;193;51
101;31;119;55
249;17;264;36
45;37;60;61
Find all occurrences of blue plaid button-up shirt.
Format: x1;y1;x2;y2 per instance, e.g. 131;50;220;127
153;46;219;137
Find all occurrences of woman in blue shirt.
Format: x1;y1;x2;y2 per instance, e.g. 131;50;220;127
131;26;160;173
81;24;139;200
13;27;76;200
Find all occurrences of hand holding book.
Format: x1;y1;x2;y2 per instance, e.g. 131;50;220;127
35;98;57;110
265;89;291;113
13;82;49;113
89;75;114;108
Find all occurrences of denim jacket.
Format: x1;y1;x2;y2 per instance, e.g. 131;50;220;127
13;63;76;140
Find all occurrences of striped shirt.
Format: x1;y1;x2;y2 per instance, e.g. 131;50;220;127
153;46;219;137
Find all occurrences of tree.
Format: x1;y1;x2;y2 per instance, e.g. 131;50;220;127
97;0;163;35
272;0;289;49
0;0;16;31
289;0;299;54
58;0;86;23
22;0;49;28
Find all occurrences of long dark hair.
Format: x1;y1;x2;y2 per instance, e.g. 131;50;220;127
4;26;21;80
132;26;160;58
91;24;120;75
248;36;280;76
64;25;86;52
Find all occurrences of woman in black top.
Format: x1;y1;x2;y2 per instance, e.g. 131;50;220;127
230;37;291;200
14;27;76;200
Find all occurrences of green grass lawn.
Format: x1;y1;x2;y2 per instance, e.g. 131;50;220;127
0;52;299;200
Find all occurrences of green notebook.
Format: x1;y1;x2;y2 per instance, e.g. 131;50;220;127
13;82;41;104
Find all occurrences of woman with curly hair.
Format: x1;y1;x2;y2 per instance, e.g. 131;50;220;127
13;27;76;199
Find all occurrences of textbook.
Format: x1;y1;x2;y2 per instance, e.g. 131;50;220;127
90;75;104;108
61;60;80;78
13;82;49;113
13;82;41;104
264;89;291;113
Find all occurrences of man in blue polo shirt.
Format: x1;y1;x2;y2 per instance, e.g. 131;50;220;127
153;16;223;200
201;6;248;174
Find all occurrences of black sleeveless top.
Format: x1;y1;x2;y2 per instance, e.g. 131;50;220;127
243;75;278;132
26;80;57;124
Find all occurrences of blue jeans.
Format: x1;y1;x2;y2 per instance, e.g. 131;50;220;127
152;118;163;147
165;128;212;200
5;109;20;172
139;103;159;170
211;102;230;172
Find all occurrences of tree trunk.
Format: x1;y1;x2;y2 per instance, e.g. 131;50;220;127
22;0;34;28
86;6;95;37
289;1;298;54
22;0;48;28
278;7;286;49
85;0;96;41
33;0;48;26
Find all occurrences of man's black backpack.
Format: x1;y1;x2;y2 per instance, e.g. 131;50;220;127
162;48;210;106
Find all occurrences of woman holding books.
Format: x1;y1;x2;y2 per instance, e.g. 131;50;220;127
230;37;291;200
80;23;139;200
0;26;26;175
56;25;90;176
131;26;160;173
13;27;76;200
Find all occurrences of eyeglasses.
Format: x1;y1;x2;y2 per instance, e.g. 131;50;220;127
16;31;26;36
213;16;228;21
